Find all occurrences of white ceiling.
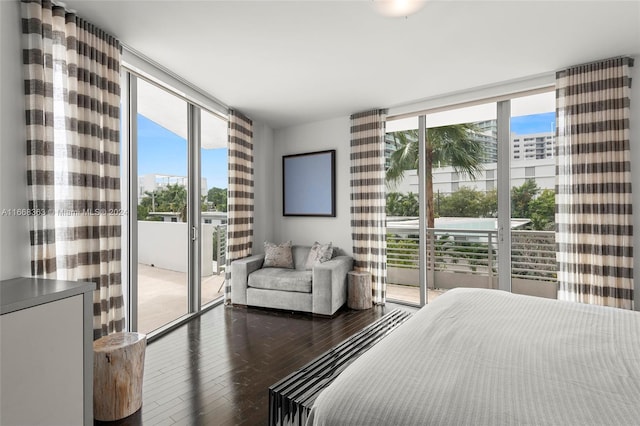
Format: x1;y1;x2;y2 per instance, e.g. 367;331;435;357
63;0;640;130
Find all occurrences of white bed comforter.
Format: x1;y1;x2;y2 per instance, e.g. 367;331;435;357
307;288;640;426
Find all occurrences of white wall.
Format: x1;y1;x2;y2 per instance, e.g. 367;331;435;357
630;59;640;312
272;116;353;256
252;121;276;254
138;221;215;275
0;1;30;280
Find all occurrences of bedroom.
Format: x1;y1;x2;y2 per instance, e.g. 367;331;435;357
1;0;639;425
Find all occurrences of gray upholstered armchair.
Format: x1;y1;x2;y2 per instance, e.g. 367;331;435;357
231;245;354;316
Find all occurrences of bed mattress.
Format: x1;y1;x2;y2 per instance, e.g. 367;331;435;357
307;288;640;425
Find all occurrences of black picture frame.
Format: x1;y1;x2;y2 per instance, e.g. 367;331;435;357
282;150;336;217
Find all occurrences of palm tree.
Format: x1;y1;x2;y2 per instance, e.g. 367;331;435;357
386;124;485;228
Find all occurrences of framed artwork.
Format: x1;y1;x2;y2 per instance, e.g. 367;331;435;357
282;150;336;217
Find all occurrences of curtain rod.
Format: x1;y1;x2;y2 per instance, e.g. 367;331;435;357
562;55;635;70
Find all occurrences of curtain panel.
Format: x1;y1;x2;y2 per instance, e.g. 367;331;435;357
224;110;254;304
555;57;634;309
22;0;124;337
350;109;388;305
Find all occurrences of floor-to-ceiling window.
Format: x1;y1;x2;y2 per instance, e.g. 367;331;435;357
385;89;555;306
122;66;228;337
135;78;190;333
200;109;228;307
385;116;420;304
509;92;557;299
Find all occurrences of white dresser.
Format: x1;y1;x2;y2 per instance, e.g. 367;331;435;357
0;277;95;426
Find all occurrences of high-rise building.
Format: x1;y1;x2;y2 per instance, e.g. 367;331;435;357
475;120;498;163
512;132;555;160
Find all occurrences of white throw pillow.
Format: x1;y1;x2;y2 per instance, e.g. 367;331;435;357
263;241;294;269
305;241;333;270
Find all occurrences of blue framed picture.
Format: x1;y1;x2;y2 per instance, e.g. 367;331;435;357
283;150;336;217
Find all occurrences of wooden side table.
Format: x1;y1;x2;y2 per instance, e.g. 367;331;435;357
93;332;147;421
348;271;372;310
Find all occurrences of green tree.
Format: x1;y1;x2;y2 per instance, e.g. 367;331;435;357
138;184;188;221
386;192;419;216
386;124;485;228
478;189;498;218
137;204;150;221
435;187;497;219
511;179;540;219
207;187;228;212
529;189;555;231
437;187;485;218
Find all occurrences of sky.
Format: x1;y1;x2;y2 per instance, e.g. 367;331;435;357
137;115;228;190
510;112;555;135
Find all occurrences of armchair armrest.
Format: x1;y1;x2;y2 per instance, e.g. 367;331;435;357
230;254;265;305
312;255;354;315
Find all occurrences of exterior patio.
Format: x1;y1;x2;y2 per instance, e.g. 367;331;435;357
138;263;224;334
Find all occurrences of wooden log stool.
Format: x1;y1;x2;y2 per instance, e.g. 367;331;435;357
348;270;372;310
93;332;147;421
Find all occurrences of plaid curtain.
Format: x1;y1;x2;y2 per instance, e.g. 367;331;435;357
555;57;634;309
350;109;388;305
224;110;254;304
22;0;124;337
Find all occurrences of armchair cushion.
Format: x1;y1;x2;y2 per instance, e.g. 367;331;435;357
248;268;312;293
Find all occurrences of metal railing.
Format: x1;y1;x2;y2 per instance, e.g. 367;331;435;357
387;227;556;286
214;224;227;275
511;230;556;281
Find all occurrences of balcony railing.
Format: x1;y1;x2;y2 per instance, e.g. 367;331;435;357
387;227;557;296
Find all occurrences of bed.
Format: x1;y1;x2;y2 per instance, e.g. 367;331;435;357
307;288;640;425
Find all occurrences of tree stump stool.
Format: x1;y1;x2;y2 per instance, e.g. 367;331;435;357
348;271;372;310
93;332;147;421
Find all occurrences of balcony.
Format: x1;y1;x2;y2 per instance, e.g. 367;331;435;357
136;222;227;334
387;226;558;304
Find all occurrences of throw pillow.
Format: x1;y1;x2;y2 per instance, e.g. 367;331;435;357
263;241;294;269
305;241;333;270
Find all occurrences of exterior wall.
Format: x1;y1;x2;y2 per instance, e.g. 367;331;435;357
396;158;556;195
138;221;215;275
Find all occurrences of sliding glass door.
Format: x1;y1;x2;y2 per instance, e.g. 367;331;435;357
385;89;556;306
425;102;499;302
135;78;190;334
125;72;227;335
200;109;228;307
509;92;557;298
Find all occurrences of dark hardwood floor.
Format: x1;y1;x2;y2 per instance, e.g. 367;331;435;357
96;302;415;426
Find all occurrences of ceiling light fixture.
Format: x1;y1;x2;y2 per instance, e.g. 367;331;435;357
373;0;427;18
